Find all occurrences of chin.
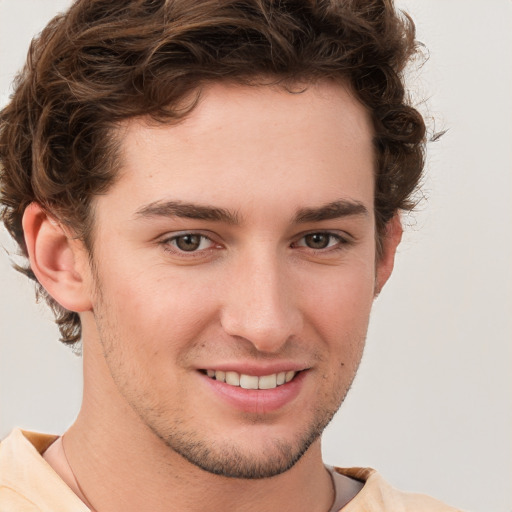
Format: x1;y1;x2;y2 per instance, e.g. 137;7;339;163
155;406;338;479
166;434;317;479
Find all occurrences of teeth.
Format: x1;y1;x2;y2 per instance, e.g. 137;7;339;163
206;370;297;389
285;371;295;383
258;374;277;389
225;371;240;386
240;374;259;389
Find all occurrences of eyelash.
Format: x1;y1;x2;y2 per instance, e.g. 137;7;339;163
292;232;349;252
161;232;219;257
160;231;351;257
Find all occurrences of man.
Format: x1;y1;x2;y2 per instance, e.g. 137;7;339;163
0;0;462;510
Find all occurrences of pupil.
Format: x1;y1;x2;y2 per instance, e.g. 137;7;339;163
177;234;201;251
306;233;329;249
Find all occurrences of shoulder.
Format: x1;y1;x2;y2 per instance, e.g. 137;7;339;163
0;428;58;475
0;430;47;511
0;429;89;512
333;467;464;512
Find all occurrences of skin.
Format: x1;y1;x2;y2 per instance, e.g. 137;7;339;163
24;80;402;512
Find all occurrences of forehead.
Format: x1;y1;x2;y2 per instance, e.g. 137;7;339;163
104;80;375;219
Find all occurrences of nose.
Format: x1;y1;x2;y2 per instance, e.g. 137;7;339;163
220;251;302;353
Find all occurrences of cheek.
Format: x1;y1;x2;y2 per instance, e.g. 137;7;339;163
97;264;218;356
301;262;376;321
297;261;376;355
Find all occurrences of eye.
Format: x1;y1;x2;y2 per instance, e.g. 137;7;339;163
294;232;346;250
165;233;215;253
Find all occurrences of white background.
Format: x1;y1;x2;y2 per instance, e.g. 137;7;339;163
0;1;511;511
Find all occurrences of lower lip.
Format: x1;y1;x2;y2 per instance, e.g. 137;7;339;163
201;371;307;414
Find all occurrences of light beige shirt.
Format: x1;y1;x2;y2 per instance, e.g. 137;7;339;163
0;429;462;512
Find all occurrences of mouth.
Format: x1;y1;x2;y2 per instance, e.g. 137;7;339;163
201;369;299;390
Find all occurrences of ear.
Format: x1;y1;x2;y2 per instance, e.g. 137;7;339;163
374;214;403;296
22;202;92;312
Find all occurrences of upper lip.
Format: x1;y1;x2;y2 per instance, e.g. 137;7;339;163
198;362;310;376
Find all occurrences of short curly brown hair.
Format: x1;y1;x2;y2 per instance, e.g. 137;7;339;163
0;0;426;346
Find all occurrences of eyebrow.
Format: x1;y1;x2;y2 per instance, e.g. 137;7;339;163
134;198;369;225
293;200;369;223
135;200;240;224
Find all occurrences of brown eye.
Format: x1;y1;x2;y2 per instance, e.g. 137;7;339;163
162;232;218;257
174;234;204;252
304;233;332;249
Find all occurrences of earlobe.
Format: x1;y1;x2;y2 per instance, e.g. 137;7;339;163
374;214;403;296
22;202;92;312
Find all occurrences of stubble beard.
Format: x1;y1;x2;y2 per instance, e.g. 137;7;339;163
92;277;361;480
102;336;354;480
153;395;346;480
116;369;355;480
100;323;358;479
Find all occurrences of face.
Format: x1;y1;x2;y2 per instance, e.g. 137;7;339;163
81;81;393;478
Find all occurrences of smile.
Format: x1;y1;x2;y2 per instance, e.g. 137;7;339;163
203;370;297;390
